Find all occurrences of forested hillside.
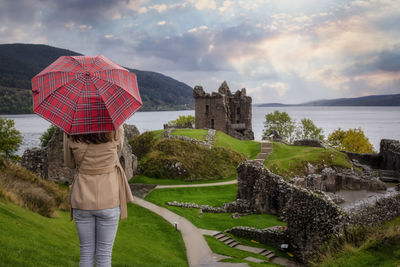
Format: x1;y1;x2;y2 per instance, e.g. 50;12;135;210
0;43;194;113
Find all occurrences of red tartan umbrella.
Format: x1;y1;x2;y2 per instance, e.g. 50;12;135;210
31;55;142;134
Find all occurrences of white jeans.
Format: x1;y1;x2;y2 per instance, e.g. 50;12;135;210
73;206;120;267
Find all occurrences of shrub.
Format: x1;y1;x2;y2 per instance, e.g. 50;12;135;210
0;156;69;217
263;110;296;142
327;128;375;153
40;125;57;147
167;115;195;128
129;131;156;160
263;111;324;142
296;118;324;141
0;117;22;161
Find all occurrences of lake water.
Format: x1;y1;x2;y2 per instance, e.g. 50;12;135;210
2;106;400;156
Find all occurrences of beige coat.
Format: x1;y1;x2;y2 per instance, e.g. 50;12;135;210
63;126;134;220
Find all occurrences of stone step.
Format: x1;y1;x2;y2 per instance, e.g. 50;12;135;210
380;170;400;177
265;252;276;259
256;153;269;159
213;232;225;238
261;142;272;148
254;159;265;163
261;148;273;153
225;239;237;246
380;176;400;182
229;241;240;248
219;236;232;242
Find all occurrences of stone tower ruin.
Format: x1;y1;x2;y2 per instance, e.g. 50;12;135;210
193;81;254;140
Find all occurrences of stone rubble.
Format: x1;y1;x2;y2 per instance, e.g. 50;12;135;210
21;124;139;184
163;128;216;149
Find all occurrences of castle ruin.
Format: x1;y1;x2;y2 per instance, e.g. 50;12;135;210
193;81;254;140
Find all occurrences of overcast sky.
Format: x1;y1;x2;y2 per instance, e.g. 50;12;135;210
1;0;399;103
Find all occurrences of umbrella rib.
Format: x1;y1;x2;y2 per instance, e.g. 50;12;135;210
35;76;81;107
94;70;136;98
91;81;116;130
67;81;86;134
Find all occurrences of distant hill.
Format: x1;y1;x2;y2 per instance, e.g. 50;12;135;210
0;43;194;114
255;94;400;107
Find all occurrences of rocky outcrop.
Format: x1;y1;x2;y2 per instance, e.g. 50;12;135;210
345;139;400;171
21;124;139;184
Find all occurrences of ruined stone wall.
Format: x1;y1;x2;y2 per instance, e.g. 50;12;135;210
21;124;139;184
235;161;345;262
193;89;229;133
227;226;287;248
233;160;400;263
347;191;400;226
380;139;400;170
193;81;254;140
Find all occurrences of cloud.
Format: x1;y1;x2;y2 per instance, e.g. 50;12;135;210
187;0;216;10
157;21;166;26
248;82;289;103
149;4;167;13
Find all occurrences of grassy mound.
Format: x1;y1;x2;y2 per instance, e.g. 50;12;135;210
145;185;285;231
313;217;400;267
213;131;260;160
265;142;352;178
140;138;245;181
0;199;188;267
0;157;68;217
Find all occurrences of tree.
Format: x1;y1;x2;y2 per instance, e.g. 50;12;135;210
0;117;23;160
263;111;296;142
40;125;57;147
296;118;324;141
168;115;195;128
327;128;375;153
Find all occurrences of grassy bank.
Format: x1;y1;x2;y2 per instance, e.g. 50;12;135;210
312;217;400;267
145;185;284;231
0;157;68;217
265;142;352;178
213;131;260;160
0;199;188;267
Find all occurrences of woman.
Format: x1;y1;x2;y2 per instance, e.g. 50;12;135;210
64;125;133;267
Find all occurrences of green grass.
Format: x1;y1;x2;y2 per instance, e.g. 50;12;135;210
151;129;165;141
130;175;236;185
265;142;352;178
204;236;280;266
145;185;285;231
214;131;261;159
171;129;208;141
0;199;188;267
140;138;244;180
314;217;400;267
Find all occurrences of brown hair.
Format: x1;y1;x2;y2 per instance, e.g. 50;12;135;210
68;132;113;144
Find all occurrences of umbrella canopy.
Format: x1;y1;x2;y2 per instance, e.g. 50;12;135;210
31;55;142;134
